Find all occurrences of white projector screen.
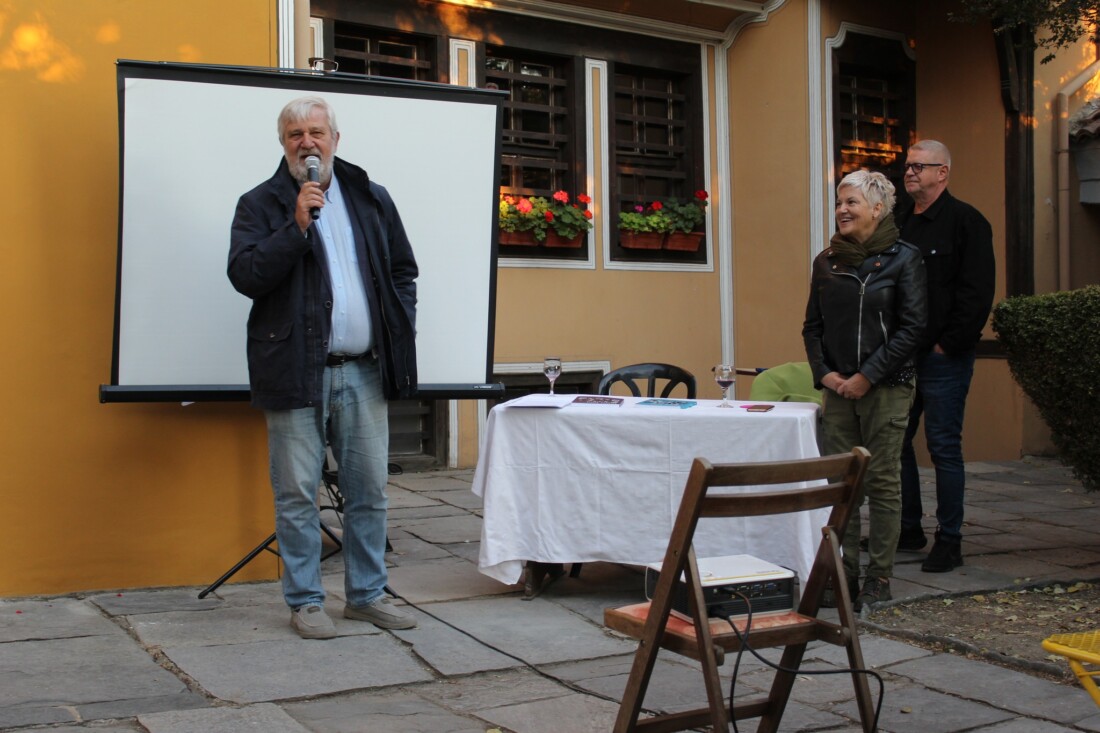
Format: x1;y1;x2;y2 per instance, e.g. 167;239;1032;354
103;61;505;402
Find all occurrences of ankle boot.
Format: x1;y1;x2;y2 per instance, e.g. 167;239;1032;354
921;531;963;573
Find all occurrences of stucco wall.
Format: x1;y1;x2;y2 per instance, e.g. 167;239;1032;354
3;0;278;595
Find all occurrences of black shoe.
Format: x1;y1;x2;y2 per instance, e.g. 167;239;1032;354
921;532;963;573
821;576;859;608
856;576;892;610
897;525;929;552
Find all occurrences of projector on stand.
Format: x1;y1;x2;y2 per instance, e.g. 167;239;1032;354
645;554;799;620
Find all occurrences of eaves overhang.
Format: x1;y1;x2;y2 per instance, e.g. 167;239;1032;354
438;0;768;44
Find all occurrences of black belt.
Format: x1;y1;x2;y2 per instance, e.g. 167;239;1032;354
326;352;372;367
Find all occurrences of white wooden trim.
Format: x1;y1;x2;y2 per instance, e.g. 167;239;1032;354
449;39;478;88
309;18;323;63
588;59;608;272
808;0;825;262
278;0;294;68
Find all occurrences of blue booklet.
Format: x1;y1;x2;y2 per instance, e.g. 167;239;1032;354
636;398;697;409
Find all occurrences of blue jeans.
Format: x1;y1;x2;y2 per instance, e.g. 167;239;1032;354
900;349;976;540
264;357;390;610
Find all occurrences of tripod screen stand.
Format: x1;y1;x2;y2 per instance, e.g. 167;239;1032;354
197;456;393;599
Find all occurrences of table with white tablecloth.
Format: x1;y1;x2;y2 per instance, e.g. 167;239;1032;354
471;396;825;590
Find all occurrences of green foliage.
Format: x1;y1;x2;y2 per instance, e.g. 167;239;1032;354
953;0;1099;63
992;286;1100;490
664;191;709;234
499;192;592;242
545;191;594;239
498;195;547;240
618;202;673;234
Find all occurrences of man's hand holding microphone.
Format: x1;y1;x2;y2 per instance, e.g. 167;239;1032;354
295;155;323;233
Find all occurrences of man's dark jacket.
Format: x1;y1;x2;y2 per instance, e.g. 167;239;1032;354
894;190;994;356
228;157;418;409
803;241;927;388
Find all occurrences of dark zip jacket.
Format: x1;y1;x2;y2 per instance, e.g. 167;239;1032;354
228;157;418;409
803;240;927;389
895;190;995;356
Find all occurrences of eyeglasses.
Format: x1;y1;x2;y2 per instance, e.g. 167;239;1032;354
904;162;946;174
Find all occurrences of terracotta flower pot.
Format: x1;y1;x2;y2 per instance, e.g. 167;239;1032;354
499;230;538;246
664;231;705;252
620;231;665;249
544;231;584;248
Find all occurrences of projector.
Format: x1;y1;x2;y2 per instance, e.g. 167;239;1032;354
645;554;799;620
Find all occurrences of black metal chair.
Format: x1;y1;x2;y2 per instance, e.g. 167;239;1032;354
597;362;697;399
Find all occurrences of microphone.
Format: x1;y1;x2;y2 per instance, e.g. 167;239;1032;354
305;155;321;220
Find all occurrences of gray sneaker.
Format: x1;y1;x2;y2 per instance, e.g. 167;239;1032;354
344;596;418;630
291;604;337;639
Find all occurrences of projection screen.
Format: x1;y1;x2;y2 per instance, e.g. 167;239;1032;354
102;61;505;402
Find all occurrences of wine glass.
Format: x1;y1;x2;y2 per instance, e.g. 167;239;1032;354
543;357;562;395
713;364;735;408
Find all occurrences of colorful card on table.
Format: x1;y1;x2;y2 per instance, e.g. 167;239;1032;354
572;395;624;406
636;398;697;409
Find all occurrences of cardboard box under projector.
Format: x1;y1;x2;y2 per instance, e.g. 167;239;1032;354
645;554;799;620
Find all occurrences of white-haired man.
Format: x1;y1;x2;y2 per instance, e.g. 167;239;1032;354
228;96;419;638
895;140;995;573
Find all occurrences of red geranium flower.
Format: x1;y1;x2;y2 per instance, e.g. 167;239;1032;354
544;210;554;222
577;193;592;204
651;201;663;211
516;198;533;214
694;190;708;201
552;190;570;204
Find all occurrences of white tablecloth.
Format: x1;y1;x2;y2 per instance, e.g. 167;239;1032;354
471;396;824;585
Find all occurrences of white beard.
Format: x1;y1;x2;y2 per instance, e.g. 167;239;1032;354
288;155;334;186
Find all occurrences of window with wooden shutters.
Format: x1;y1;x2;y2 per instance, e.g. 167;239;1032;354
833;33;915;196
487;51;571;197
331;21;434;81
610;65;705;264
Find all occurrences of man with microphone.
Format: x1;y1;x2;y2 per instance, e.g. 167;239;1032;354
228;96;419;639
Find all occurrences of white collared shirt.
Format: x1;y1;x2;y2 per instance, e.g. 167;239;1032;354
314;175;372;355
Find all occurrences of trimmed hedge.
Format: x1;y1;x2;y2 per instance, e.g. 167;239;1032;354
991;285;1100;490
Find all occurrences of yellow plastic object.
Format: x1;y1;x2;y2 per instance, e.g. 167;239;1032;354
1043;630;1100;706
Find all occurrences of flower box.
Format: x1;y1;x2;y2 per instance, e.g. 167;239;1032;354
664;231;704;252
544;231;584;248
620;232;665;250
499;230;538;246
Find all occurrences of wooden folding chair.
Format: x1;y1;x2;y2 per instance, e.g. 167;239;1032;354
604;447;874;733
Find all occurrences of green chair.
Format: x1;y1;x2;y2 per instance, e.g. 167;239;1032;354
748;361;821;406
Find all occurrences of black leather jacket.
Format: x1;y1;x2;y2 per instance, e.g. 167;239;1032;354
228;157;418;409
803;241;927;389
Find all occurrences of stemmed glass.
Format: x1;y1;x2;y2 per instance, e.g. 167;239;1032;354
714;364;735;408
543;357;562;395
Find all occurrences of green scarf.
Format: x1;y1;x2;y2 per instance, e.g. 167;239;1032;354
829;213;899;267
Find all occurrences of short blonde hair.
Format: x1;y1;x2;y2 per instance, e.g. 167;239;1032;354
837;169;896;212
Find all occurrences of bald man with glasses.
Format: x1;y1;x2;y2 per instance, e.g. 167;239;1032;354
894;140;995;573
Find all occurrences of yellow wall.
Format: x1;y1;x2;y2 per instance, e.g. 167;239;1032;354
727;2;814;380
8;0;1096;595
3;0;279;595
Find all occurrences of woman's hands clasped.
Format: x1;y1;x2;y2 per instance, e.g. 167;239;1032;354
822;371;871;400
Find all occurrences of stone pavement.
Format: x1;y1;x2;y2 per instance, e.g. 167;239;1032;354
4;457;1100;732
